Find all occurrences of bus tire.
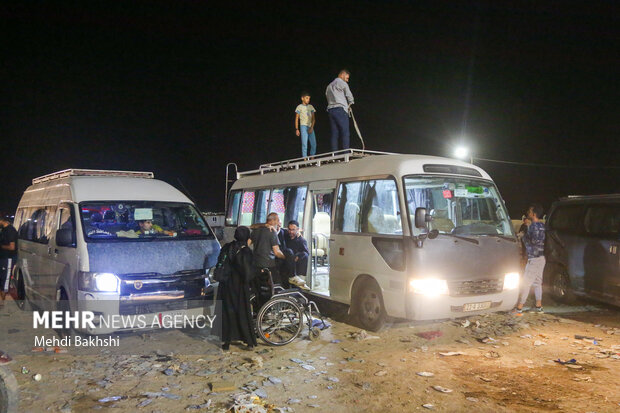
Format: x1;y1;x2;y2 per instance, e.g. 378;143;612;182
0;366;19;413
352;277;386;332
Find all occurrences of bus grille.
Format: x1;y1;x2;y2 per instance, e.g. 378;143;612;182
448;279;503;296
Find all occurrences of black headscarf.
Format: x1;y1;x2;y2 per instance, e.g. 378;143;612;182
234;226;250;245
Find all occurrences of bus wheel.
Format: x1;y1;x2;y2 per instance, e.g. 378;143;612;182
551;270;576;304
352;278;386;332
0;366;19;413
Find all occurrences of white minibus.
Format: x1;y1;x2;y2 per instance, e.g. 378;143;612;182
224;150;520;330
12;169;220;334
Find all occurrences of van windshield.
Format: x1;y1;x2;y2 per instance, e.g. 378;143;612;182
404;176;514;237
80;201;213;241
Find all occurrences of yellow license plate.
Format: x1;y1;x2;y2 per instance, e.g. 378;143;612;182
463;301;492;312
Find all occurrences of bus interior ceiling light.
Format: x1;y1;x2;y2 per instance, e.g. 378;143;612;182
503;272;520;290
409;278;449;296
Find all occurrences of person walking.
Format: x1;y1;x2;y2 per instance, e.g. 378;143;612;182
513;204;546;315
295;91;317;157
0;215;18;306
219;226;257;350
326;69;354;151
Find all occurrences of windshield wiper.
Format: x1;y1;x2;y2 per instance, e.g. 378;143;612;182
438;233;479;245
483;234;517;242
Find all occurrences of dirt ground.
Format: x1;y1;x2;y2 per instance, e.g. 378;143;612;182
2;295;620;413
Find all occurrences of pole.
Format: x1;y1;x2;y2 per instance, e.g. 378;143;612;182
349;107;365;151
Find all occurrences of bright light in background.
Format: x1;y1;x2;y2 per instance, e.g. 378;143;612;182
454;146;469;160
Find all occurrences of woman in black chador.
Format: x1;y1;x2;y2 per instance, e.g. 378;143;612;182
220;226;257;350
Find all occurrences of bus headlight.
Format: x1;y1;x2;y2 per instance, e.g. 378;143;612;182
503;272;520;290
78;272;120;292
409;279;449;296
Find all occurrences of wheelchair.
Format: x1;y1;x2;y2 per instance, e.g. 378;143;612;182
252;268;325;346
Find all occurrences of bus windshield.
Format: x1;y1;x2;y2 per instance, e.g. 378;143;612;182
80;201;213;241
404;176;514;237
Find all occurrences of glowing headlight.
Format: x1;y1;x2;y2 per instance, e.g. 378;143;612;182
503;272;520;290
409;279;449;296
78;272;120;292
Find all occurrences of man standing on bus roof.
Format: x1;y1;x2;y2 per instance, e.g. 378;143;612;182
326;69;354;151
513;203;546;315
0;215;18;305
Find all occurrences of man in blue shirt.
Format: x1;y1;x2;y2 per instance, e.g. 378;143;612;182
325;69;354;151
514;204;546;315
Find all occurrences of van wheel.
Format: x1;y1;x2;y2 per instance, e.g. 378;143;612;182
13;271;29;311
56;289;78;339
0;366;19;413
551;270;576;304
352;278;386;332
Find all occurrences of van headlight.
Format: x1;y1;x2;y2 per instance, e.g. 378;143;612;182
78;272;120;292
503;272;520;290
409;279;449;296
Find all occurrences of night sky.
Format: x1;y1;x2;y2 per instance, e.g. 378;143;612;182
3;2;619;218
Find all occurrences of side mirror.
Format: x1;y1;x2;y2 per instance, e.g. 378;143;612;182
56;228;75;247
415;207;430;229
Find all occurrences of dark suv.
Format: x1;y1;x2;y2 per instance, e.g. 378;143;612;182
544;194;620;306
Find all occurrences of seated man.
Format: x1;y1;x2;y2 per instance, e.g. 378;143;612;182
250;214;309;289
249;213;287;287
136;219;175;236
283;220;309;288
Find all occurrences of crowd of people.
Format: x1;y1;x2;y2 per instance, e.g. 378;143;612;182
218;213;310;350
294;69;356;157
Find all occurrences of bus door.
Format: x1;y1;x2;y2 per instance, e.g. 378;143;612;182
309;189;334;296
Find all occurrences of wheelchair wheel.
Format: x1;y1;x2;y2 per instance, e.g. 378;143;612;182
256;298;303;346
309;326;321;341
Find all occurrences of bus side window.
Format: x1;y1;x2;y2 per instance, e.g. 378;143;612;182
278;186;307;230
239;190;255;226
253;189;270;224
225;190;242;226
361;179;402;235
336;182;362;233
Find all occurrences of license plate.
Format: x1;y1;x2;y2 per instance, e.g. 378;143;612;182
463;301;492;312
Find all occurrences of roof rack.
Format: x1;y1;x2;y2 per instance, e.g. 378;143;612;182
561;194;620;201
238;149;396;177
32;169;154;185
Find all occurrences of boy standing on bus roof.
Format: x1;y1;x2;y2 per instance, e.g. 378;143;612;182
295;92;317;158
513;203;546;315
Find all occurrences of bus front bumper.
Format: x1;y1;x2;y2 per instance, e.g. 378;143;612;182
405;289;519;321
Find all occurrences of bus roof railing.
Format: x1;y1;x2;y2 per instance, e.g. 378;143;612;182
32;169;154;185
238;149;396;177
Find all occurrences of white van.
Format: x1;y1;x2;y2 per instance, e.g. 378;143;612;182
12;169;220;334
224;150;521;330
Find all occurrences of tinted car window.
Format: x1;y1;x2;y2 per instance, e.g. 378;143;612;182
585;205;620;237
548;205;586;234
